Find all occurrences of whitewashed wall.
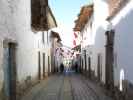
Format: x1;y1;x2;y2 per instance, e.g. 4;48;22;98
92;27;106;83
92;0;109;83
81;15;94;48
9;0;52;82
0;0;17;91
11;0;39;82
111;0;133;86
80;11;94;72
0;0;52;89
81;46;93;72
38;31;51;77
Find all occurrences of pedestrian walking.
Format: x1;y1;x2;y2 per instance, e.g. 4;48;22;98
75;62;78;73
60;63;64;74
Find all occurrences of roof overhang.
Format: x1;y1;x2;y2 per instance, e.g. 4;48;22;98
106;0;129;21
73;4;93;32
50;31;61;42
31;0;57;32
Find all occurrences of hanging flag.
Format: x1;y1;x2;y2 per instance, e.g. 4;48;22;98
60;48;64;52
73;32;78;38
73;40;76;46
71;52;74;55
55;48;59;52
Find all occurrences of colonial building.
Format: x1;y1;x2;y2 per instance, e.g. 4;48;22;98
0;0;57;100
74;0;133;99
106;0;133;99
93;0;133;99
73;4;93;76
50;31;62;73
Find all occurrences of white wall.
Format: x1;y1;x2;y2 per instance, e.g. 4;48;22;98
91;0;109;83
81;15;94;47
0;1;55;97
92;27;106;83
80;10;94;72
80;1;109;83
111;0;133;86
0;0;16;91
11;0;52;82
0;0;51;84
81;46;93;71
11;0;39;82
37;31;51;77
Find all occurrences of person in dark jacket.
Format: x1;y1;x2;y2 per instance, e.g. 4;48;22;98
60;63;64;73
75;62;78;73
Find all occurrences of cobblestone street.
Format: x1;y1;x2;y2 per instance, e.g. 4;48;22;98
21;72;113;100
1;0;133;100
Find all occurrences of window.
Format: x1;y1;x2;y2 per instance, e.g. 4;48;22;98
31;0;41;30
31;0;48;31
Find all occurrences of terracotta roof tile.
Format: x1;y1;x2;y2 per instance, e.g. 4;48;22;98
73;4;93;31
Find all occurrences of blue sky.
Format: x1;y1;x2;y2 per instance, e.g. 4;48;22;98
49;0;93;47
49;0;93;27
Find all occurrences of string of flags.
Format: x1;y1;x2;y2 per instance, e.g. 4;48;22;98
73;32;78;47
55;47;75;58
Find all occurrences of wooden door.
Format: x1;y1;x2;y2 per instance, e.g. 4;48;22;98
8;43;17;100
43;53;45;78
3;42;17;100
48;56;50;75
81;59;84;73
38;51;41;80
84;50;87;73
97;54;102;82
105;30;115;90
88;57;91;78
3;46;10;99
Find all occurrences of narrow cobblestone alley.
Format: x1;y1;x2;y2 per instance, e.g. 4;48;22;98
21;72;113;100
1;0;133;100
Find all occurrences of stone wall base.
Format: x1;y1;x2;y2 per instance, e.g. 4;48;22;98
113;80;133;100
16;75;39;100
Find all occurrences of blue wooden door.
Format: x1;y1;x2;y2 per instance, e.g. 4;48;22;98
3;43;16;100
3;47;10;99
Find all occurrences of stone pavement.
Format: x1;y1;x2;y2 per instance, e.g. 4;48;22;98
70;74;113;100
20;72;114;100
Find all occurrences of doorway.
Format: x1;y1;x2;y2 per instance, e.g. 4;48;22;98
3;42;17;100
81;59;84;73
105;30;115;90
38;51;41;80
48;56;50;75
88;57;91;78
97;54;102;82
84;50;87;73
43;53;45;78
